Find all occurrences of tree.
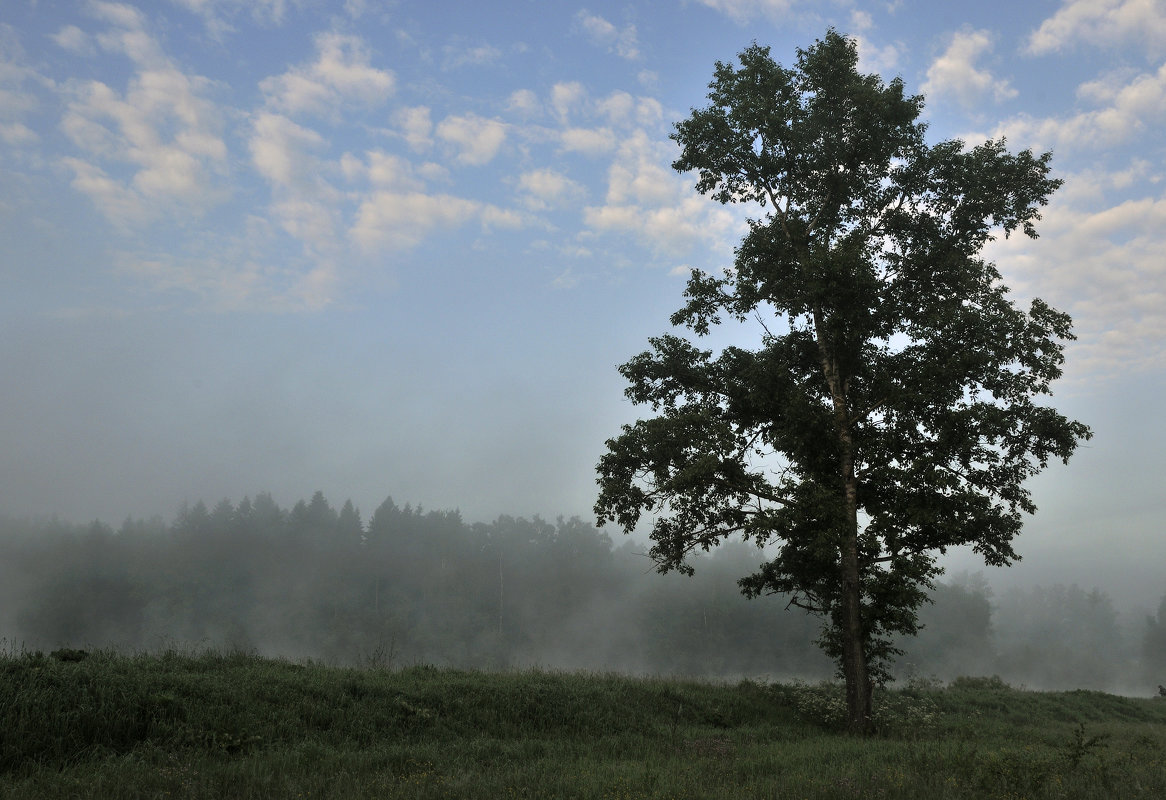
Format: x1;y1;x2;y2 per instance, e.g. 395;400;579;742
594;30;1091;734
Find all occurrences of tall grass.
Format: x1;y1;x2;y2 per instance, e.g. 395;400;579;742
3;647;1165;798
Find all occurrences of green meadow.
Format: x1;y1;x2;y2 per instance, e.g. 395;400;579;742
3;649;1165;799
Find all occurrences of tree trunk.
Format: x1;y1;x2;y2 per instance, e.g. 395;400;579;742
813;308;874;735
836;417;872;734
839;471;873;734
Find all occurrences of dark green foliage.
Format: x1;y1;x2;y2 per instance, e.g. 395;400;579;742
595;30;1090;732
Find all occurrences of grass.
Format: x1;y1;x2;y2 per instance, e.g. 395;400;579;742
3;649;1166;798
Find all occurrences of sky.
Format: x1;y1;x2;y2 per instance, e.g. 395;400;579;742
2;0;1164;607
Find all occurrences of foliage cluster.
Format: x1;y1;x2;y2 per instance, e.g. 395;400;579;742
595;30;1090;731
3;650;1166;798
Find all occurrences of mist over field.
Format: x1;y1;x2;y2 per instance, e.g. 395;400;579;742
3;492;1164;696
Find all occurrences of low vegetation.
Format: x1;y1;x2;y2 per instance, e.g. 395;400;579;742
3;648;1166;798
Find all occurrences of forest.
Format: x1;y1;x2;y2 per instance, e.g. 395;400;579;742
2;491;1163;694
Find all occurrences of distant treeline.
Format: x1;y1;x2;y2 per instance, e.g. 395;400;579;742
2;492;1164;691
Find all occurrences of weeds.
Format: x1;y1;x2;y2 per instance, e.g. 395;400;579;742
786;679;939;735
3;650;1166;798
1062;722;1110;769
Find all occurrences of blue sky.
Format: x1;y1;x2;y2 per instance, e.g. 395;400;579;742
2;0;1164;606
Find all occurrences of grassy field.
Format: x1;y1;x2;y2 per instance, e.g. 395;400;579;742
2;649;1165;799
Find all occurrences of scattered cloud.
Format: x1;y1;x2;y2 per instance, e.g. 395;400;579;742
1;25;47;140
507;89;540;116
1027;0;1166;57
991;62;1166;152
988;187;1166;376
551;267;579;289
517;168;584;210
575;10;640;60
922;28;1017;108
436;113;507;166
248;111;343;257
342;149;425;191
89;2;149;32
691;0;793;24
442;39;503;70
165;0;291;37
61;155;148;225
596;91;663;128
0;122;37;146
853;34;900;74
550;81;587;124
583;131;738;255
559;127;616;155
249;112;325;188
395;105;433;152
51;25;97;56
260;32;394;117
56;10;227;223
350;190;481;250
850;9;874;31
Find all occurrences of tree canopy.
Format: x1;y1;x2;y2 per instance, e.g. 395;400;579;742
595;30;1091;734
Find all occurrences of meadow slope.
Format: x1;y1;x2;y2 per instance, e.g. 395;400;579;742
3;649;1166;798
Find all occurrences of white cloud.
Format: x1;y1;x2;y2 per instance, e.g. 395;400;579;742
479;205;525;231
350;190;481;250
550;81;587;124
260;32;394;116
576;10;640;60
602;132;675;206
248;112;343;255
442;40;503;70
57;11;227;223
559;127;616;155
341;149;425;191
603;92;664;128
89;2;149;32
583;131;739;255
518;167;584;209
922;29;1017;108
52;25;96;55
271;197;339;253
991;62;1166;151
248;112;325;188
853;34;900;74
987;188;1166;376
0;122;37;146
61;156;147;224
551;268;579;289
394;105;432;151
693;0;793;23
850;9;874;31
1;25;46;136
1027;0;1166;56
507;89;540;116
436;113;507;165
165;0;290;36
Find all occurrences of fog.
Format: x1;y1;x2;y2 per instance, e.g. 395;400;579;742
5;0;1166;699
3;492;1164;696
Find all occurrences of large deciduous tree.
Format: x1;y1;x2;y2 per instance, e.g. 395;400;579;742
594;30;1091;734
